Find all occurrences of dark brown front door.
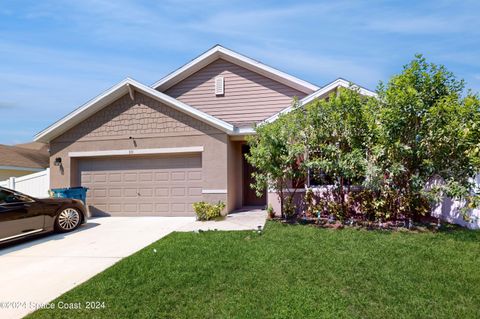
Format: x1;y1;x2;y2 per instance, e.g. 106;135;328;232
242;145;267;206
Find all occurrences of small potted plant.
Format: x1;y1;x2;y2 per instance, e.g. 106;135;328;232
266;204;275;219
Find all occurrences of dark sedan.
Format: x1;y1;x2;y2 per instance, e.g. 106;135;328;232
0;187;87;244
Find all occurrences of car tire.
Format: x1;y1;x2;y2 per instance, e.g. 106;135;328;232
55;207;82;232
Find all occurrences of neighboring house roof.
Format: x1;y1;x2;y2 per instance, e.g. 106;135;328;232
264;78;377;124
0;143;49;171
152;45;320;94
34;78;240;143
15;141;48;151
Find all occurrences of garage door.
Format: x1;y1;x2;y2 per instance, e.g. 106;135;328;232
79;154;202;216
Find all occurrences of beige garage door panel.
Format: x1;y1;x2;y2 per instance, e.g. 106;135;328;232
79;155;202;216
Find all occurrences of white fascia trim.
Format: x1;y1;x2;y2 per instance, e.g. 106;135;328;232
202;189;228;194
152;45;319;94
152;46;219;91
34;78;235;143
68;146;204;158
34;78;130;143
0;166;44;172
333;78;377;98
263;78;378;124
232;126;256;135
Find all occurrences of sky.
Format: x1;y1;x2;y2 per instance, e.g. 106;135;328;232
1;0;479;144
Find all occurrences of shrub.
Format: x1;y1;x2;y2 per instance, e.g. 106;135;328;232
304;189;316;217
249;55;480;223
266;204;275;219
246;101;308;219
192;201;226;221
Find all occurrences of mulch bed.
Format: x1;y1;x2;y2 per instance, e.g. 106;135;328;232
272;214;450;232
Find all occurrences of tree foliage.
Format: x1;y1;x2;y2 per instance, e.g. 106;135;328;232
246;103;306;218
368;55;480;218
304;87;374;219
247;55;480;221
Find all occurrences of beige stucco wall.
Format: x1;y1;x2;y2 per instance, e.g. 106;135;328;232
267;191;306;217
49;92;232;211
227;140;244;211
0;169;39;181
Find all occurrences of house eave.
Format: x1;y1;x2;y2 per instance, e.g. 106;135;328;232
232;127;256;135
34;78;236;143
263;78;377;124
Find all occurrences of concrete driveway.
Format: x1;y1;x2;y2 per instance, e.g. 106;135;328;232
0;217;194;319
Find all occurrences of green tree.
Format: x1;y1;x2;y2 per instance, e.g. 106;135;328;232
248;55;480;222
368;55;480;218
246;104;307;218
304;87;374;219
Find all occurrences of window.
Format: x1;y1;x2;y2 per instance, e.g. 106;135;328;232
292;176;306;189
308;169;334;187
306;151;364;187
308;169;365;187
0;189;30;205
0;189;14;204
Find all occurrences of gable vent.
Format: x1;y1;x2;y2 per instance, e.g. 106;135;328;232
215;76;224;96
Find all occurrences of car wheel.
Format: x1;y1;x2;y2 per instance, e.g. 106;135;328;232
55;207;82;232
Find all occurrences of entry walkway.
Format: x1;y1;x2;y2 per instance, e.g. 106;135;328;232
178;207;267;232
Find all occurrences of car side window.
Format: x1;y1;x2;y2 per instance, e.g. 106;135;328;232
0;189;29;205
0;189;13;205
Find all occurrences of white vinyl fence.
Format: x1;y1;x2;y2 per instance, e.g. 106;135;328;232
431;174;480;230
0;168;50;198
432;198;480;230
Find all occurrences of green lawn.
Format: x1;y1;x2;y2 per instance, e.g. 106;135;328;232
29;222;480;319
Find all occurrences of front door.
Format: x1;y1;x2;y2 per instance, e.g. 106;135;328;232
242;145;266;206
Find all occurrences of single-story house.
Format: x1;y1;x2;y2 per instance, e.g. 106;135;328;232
0;142;49;180
34;45;375;217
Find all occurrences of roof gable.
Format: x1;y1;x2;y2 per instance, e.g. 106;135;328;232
164;58;309;128
34;47;376;143
34;78;235;143
152;45;319;94
55;91;223;143
264;78;377;124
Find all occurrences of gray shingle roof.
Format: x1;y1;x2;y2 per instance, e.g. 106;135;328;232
0;142;49;169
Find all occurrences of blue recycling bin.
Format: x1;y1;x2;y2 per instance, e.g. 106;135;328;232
51;187;88;205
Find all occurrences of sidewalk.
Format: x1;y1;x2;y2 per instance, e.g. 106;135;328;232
177;208;267;232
